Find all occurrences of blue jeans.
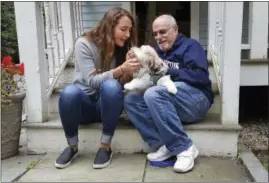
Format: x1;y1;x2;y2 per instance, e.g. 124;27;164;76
58;79;123;146
124;82;210;156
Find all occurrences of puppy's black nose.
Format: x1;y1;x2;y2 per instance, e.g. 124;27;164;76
153;67;159;72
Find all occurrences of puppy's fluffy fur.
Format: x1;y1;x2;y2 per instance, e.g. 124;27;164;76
124;45;177;94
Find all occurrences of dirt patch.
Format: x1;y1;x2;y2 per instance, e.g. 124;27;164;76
238;119;268;151
238;119;268;171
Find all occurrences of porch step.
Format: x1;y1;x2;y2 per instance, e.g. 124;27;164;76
63;62;220;90
55;66;220;93
49;87;220;115
208;58;269;64
240;58;268;64
48;64;221;115
22;114;241;157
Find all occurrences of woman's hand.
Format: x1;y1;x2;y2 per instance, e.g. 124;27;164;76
118;73;132;85
122;50;141;75
126;50;135;60
112;50;140;80
121;58;141;75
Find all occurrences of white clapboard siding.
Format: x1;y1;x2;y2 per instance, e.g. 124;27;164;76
81;2;122;32
82;4;122;13
81;2;122;6
83;12;112;21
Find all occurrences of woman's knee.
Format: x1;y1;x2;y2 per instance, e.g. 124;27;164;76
58;85;83;115
100;79;122;97
60;84;82;101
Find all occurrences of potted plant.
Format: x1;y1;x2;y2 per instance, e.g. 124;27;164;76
1;56;25;159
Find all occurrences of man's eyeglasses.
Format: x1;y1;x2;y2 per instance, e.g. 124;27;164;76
152;27;173;37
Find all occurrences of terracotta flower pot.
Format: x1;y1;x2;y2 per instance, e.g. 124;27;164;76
1;92;26;159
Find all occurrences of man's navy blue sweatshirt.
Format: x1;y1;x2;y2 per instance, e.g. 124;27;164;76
156;33;214;105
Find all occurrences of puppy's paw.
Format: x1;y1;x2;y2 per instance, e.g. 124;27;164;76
124;82;134;91
157;75;177;94
167;85;178;94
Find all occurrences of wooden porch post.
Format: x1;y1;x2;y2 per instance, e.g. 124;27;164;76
220;2;243;125
207;2;217;60
248;2;268;59
61;2;76;50
14;2;48;122
190;2;200;41
145;2;156;45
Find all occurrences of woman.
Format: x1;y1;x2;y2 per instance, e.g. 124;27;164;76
54;7;140;169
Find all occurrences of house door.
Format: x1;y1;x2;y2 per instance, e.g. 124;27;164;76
134;1;192;46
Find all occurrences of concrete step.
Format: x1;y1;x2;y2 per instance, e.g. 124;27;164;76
22;114;241;157
48;64;221;115
13;153;251;182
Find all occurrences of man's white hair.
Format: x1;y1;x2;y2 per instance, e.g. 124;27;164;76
154;14;177;27
167;15;177;27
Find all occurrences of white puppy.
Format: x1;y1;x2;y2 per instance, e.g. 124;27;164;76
124;45;177;94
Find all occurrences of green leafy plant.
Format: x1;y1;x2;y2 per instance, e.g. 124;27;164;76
1;56;25;109
1;2;19;64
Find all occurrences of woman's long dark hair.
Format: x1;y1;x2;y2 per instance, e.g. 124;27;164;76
83;7;137;71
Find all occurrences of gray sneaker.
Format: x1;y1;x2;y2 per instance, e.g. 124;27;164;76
54;147;78;169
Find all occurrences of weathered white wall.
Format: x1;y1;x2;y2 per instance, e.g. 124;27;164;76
248;2;268;59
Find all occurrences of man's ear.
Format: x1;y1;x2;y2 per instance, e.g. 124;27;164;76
174;24;179;33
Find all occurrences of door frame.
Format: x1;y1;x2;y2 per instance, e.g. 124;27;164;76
190;2;200;41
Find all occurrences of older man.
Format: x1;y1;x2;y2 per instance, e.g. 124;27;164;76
124;14;214;173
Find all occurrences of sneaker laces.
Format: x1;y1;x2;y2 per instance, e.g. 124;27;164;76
176;148;193;160
158;145;168;154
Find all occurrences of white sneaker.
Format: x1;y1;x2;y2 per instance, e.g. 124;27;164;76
173;144;199;173
147;145;172;161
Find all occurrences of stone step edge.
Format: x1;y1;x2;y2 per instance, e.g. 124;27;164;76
22;120;242;131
